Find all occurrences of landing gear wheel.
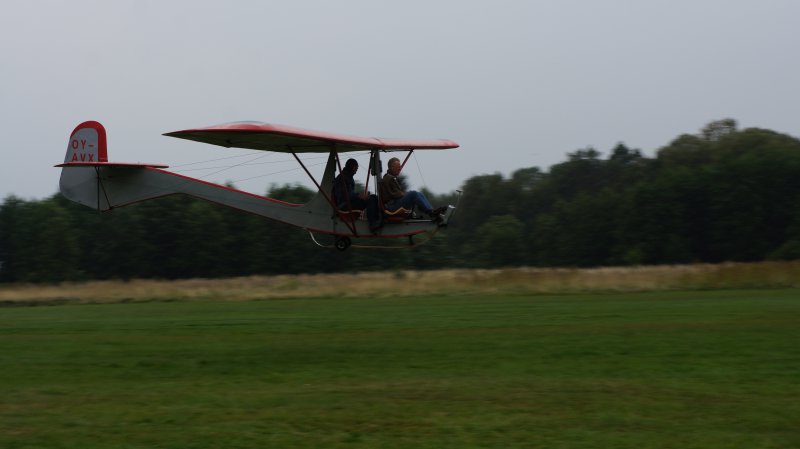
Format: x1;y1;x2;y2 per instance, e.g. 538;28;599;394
335;236;352;251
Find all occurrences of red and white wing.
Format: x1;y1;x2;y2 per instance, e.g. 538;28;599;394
163;122;459;153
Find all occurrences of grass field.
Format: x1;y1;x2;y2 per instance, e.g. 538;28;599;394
1;289;799;448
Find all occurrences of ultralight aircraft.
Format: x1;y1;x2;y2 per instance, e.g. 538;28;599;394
56;121;459;250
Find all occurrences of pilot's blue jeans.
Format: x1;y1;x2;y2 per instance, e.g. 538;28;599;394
385;191;433;214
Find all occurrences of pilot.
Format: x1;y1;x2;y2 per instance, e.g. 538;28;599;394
380;157;447;221
333;158;382;233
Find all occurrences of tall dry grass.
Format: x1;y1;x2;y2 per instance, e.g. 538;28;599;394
2;261;799;306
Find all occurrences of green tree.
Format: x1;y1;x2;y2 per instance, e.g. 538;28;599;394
468;215;525;267
0;196;24;281
6;118;800;282
700;118;737;141
11;199;80;282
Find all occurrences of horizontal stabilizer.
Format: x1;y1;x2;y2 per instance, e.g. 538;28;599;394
58;121;170;210
55;162;168;168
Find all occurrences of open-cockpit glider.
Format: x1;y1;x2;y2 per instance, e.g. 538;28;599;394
56;121;459;250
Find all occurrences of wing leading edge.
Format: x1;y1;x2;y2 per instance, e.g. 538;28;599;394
163;121;459;153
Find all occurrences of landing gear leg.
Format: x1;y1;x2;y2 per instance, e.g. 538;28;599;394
335;236;352;251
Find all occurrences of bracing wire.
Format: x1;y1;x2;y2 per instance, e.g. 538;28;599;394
170;149;372;188
230;159;329;184
170;152;263;168
175;154;331;172
412;153;429;191
191;151;273;180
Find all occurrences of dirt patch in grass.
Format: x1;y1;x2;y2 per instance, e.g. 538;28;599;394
2;261;799;306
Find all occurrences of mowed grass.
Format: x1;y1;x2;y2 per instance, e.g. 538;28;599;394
1;290;799;448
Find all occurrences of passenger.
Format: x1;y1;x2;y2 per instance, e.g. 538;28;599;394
333;158;382;233
380;157;447;221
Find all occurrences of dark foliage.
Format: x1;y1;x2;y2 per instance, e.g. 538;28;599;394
3;119;800;282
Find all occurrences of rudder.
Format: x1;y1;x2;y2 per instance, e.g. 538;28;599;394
57;121;172;211
58;121;110;209
64;121;107;164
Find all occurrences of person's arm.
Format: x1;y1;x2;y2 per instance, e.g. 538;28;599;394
383;175;404;200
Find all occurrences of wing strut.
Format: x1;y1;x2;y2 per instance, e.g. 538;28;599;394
94;166;114;211
400;150;414;170
291;150;333;207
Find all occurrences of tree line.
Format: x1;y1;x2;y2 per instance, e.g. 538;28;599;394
3;119;800;283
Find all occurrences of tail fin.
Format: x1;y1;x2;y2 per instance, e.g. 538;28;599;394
57;121;169;210
58;121;110;209
63;121;108;164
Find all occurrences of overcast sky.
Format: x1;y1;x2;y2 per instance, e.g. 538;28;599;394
2;0;798;200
